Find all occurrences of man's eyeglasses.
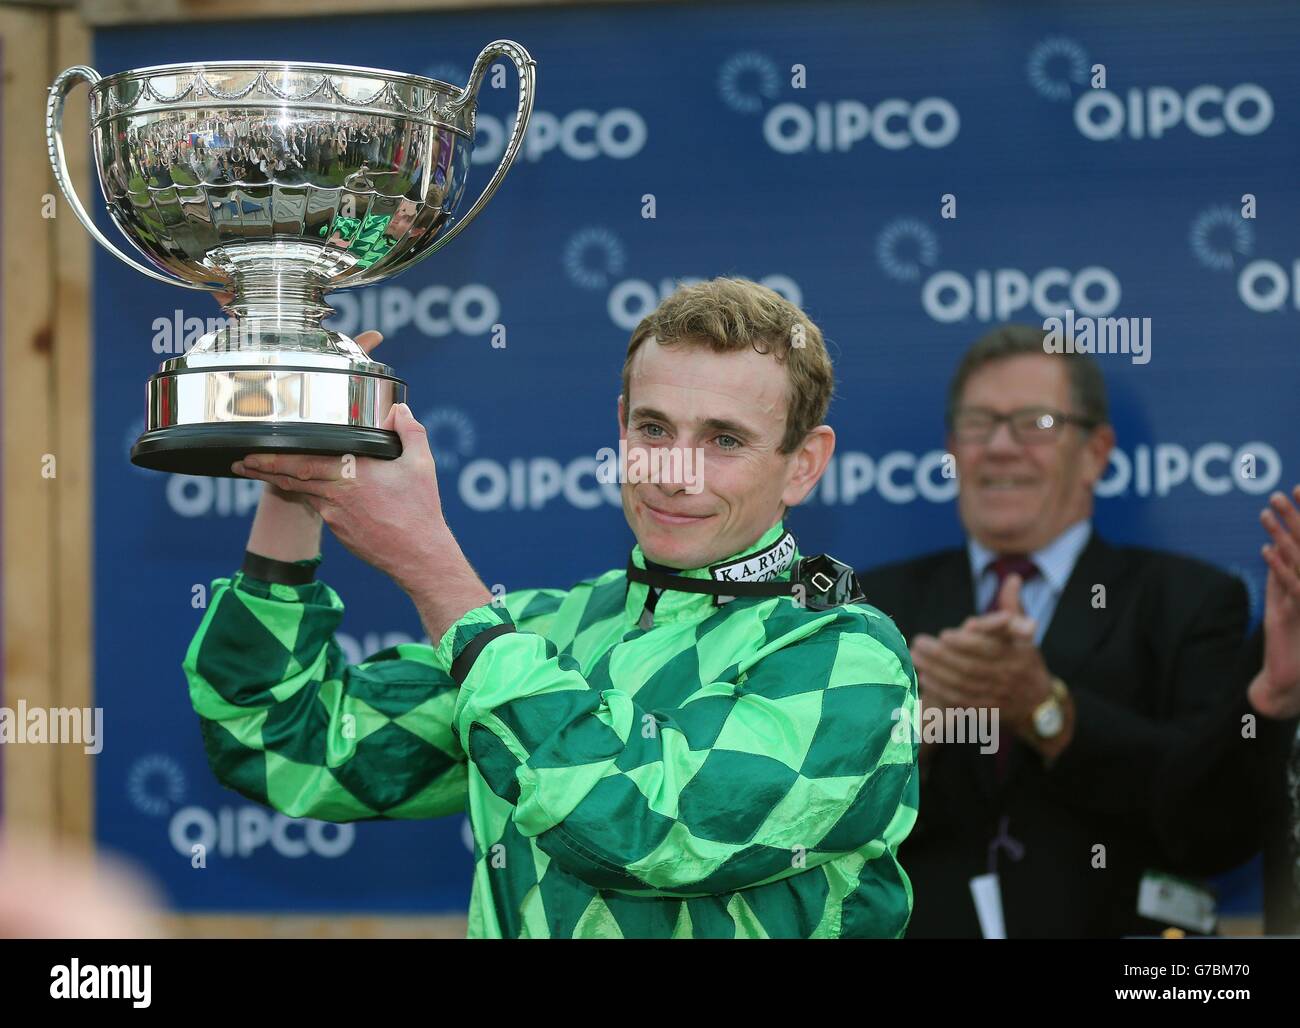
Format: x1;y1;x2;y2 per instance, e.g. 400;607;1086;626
949;407;1099;445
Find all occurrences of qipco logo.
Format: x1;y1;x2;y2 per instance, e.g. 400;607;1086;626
330;284;500;338
921;266;1120;323
764;97;960;153
1075;84;1273;141
167;475;263;517
459;455;623;512
1097;442;1281;498
607;274;803;331
169;805;355;859
809;450;958;506
473;108;648;163
1237;259;1300;313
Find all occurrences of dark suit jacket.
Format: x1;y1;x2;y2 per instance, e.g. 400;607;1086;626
1148;627;1298;933
858;532;1277;938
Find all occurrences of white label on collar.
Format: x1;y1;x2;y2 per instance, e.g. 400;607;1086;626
709;531;797;584
1137;871;1216;933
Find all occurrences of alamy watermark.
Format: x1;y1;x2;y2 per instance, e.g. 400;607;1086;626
0;701;103;754
1042;308;1151;365
50;960;150;1007
151;309;285;355
892;699;999;754
595;441;705;494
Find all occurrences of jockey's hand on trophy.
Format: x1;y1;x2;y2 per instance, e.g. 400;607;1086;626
214;291;383;505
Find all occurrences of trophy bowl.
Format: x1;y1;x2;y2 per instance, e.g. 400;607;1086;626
47;42;535;476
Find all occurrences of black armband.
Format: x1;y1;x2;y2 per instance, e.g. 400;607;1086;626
450;623;517;686
240;549;320;585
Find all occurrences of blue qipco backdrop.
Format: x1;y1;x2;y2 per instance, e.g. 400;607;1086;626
90;0;1300;915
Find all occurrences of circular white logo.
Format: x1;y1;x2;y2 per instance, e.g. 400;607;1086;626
564;227;627;290
127;753;187;817
1189;205;1254;272
421;407;476;471
1026;37;1089;101
718;51;780;114
876;218;940;282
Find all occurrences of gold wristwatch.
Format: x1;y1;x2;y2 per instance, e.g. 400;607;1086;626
1031;676;1069;740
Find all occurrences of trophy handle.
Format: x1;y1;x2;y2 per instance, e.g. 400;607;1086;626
428;40;536;254
47;65;212;291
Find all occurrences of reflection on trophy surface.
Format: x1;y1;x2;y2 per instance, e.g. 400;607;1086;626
47;42;535;475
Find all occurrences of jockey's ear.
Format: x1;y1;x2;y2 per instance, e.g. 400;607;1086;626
781;425;835;509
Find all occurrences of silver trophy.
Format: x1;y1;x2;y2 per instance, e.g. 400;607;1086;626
47;42;535;475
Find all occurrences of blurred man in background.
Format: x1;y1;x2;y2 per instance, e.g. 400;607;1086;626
857;323;1300;937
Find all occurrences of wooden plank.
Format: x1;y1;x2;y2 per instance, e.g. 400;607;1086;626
1218;914;1263;937
52;7;94;849
165;913;468;938
0;6;57;839
81;0;675;26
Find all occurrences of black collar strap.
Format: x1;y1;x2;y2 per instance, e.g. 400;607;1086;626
626;559;796;598
626;553;869;611
626;527;801;601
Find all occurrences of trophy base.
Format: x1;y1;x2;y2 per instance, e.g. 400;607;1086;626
134;356;408;477
131;423;402;477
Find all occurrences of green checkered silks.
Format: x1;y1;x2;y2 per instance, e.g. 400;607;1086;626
318;211;396;269
184;520;920;937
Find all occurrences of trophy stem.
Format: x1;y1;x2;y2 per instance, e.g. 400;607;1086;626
184;262;375;365
225;269;336;328
216;265;356;355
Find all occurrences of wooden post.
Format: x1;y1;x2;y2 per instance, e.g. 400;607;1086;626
1;5;57;842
